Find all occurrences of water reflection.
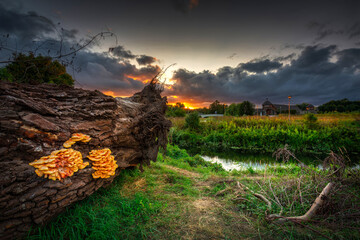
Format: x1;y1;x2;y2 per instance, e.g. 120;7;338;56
201;155;281;171
201;155;359;172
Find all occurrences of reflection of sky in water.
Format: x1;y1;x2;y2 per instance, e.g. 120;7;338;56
201;155;277;171
201;156;360;172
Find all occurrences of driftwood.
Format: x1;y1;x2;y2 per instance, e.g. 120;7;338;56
236;180;335;223
0;81;171;239
275;182;335;222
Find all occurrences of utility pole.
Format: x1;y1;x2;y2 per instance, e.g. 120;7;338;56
288;96;292;121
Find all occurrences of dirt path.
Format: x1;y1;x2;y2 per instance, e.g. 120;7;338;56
162;164;255;240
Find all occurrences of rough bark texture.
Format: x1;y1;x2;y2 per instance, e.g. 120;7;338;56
0;81;171;239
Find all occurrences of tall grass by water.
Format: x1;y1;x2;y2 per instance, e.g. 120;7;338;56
169;114;360;159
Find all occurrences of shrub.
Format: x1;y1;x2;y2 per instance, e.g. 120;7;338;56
304;113;318;129
185;112;200;130
3;52;74;86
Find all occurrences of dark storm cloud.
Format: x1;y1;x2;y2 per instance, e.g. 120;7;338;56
348;22;360;39
308;21;360;42
172;0;199;14
0;4;54;39
336;48;360;70
273;53;296;62
109;46;136;59
136;55;157;65
167;45;360;105
74;50;160;93
0;4;159;94
239;59;283;73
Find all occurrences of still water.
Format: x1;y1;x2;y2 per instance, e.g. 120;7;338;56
200;151;320;171
200;152;359;171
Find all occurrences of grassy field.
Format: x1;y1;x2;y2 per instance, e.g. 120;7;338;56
27;145;360;240
169;113;360;159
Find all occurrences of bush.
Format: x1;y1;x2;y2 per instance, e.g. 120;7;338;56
305;113;318;123
0;68;14;82
2;52;74;86
304;113;318;129
185;112;200;130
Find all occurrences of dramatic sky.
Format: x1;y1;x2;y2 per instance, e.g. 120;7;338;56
0;0;359;108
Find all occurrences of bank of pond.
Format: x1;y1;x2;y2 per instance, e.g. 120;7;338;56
169;114;360;162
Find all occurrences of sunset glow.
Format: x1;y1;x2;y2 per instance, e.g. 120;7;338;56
124;74;151;83
102;91;128;98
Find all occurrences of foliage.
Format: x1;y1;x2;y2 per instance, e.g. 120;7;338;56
27;143;360;240
209;100;227;114
305;113;317;124
2;52;74;86
170;115;360;158
0;67;14;82
318;98;360;113
166;102;186;117
27;169;162;240
226;101;255;116
184;111;200;130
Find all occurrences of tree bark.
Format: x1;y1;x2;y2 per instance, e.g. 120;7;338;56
0;81;171;239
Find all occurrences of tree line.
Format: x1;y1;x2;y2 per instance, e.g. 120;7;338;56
317;99;360;113
167;100;255;117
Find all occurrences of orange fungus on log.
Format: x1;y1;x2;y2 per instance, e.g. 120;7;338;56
87;148;118;178
29;148;89;181
63;133;91;148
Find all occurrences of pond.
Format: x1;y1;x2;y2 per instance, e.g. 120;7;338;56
199;151;321;171
200;152;359;171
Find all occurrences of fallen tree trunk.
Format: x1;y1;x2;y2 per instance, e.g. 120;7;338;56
0;81;171;239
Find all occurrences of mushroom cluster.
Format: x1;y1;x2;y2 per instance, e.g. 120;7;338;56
29;148;89;181
87;148;118;178
63;133;91;148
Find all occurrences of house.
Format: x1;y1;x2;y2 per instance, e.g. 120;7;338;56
261;98;301;116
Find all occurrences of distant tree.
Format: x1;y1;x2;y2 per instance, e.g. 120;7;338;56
1;52;74;85
226;101;255;116
197;107;210;114
209;100;227;114
225;103;238;116
166;102;186;117
318;99;360;113
240;101;255;116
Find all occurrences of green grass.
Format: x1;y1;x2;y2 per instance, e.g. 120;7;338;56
27;170;163;240
169;114;360;160
27;144;360;240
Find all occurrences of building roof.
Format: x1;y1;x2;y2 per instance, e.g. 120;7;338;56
262;100;272;106
273;104;300;111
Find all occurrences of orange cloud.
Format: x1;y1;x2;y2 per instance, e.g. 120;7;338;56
125;74;151;83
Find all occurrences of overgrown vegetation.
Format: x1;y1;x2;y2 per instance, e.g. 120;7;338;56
166;102;187;117
184;111;200;130
318;98;360;113
0;52;74;85
169;114;360;159
27;144;360;240
225;101;255;116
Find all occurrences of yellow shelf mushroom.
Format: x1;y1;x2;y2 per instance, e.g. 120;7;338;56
29;148;89;181
87;148;118;179
63;133;91;148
